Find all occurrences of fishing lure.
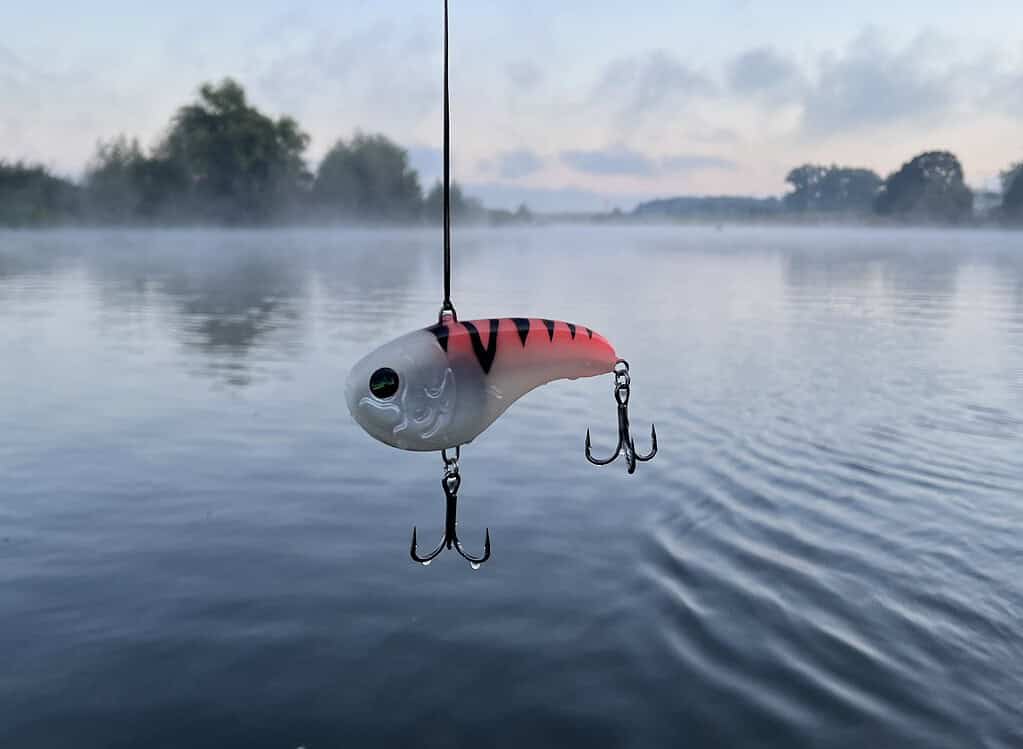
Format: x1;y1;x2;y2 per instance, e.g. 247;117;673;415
348;317;618;451
346;1;657;567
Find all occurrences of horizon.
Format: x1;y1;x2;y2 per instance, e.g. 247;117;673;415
3;1;1023;211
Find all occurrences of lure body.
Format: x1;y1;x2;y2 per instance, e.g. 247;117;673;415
346;318;617;451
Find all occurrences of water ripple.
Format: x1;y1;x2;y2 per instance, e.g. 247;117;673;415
2;227;1023;748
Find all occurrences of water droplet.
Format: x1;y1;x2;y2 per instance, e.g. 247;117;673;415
470;562;481;571
422;559;432;566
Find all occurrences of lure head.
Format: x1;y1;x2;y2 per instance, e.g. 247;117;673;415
345;330;457;451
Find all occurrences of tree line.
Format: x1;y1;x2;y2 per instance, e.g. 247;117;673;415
782;153;989;224
637;152;1021;225
3;77;1023;227
0;79;487;227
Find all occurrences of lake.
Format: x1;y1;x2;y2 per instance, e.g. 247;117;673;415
1;226;1021;748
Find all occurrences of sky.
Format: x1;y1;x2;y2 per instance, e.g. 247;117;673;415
2;0;1022;211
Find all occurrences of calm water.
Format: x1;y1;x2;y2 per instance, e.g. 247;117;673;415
1;226;1021;747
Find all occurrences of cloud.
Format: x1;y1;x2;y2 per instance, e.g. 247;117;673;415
495;148;544;179
982;50;1023;116
505;60;543;91
687;127;741;145
0;44;28;71
590;50;714;120
560;145;736;177
6;7;1020;197
561;145;655;176
727;47;804;102
800;29;967;136
252;20;438;135
662;154;737;172
0;44;135;172
465;182;653;213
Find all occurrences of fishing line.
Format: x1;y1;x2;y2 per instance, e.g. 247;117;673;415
440;0;455;322
345;0;656;568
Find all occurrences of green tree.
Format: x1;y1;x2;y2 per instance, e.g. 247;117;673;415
1000;162;1023;223
158;79;311;222
784;164;881;214
874;151;973;223
83;136;145;221
784;165;827;212
0;161;79;226
313;133;422;220
423;180;486;223
84;135;191;222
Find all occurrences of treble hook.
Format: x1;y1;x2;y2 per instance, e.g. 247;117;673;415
585;359;658;474
410;446;492;568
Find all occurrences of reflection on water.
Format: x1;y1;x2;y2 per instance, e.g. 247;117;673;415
166;256;305;387
1;227;1022;748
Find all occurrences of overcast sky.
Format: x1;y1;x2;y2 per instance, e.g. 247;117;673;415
3;1;1022;210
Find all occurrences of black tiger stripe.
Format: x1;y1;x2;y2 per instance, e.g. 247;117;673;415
511;317;531;346
462;319;500;374
566;322;577;340
427;323;450;352
541;318;555;342
585;327;593;339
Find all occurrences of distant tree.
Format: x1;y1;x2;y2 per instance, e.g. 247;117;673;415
131;154;191;221
82;136;190;222
784;164;881;214
632;195;782;220
313;133;422;220
784;165;828;212
424;180;486;223
874;151;973;223
488;202;535;226
0;161;79;226
157;79;311;222
0;77;503;226
83;136;145;221
1000;161;1023;223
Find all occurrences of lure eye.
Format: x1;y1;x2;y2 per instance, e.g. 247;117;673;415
369;368;400;399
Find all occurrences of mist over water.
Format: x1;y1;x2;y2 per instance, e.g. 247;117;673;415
1;226;1021;748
